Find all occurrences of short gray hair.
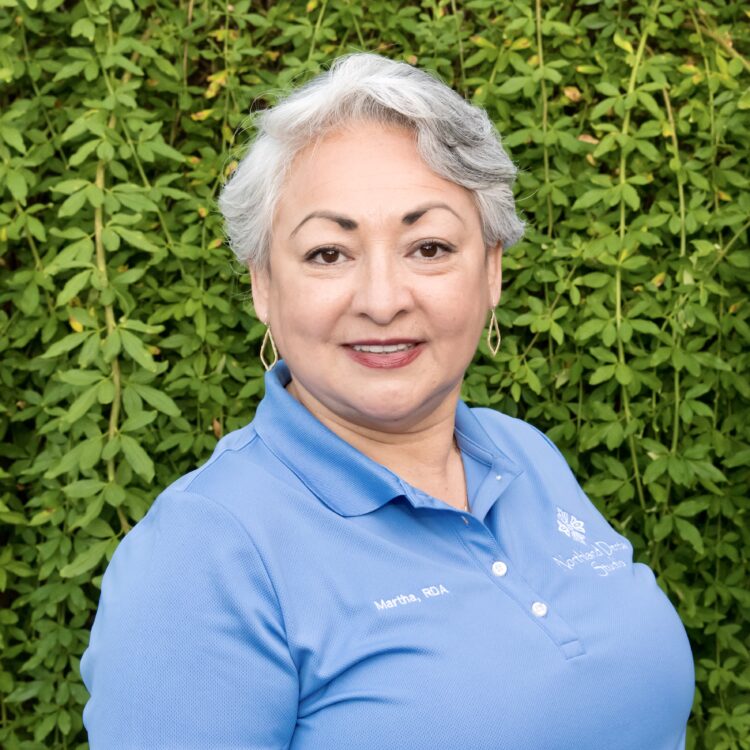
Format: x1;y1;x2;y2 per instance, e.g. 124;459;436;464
218;53;524;268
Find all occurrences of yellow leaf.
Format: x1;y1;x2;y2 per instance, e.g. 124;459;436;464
205;70;229;99
563;86;582;103
717;190;732;201
191;109;214;121
306;0;318;12
510;38;531;51
651;272;666;288
470;35;497;50
69;317;83;332
613;32;634;55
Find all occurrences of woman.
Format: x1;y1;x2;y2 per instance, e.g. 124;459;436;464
81;53;694;749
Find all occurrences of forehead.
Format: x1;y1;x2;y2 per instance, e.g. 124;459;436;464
274;121;480;229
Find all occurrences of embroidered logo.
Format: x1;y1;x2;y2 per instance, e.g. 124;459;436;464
556;507;586;544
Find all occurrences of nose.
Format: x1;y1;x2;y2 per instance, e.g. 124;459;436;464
350;248;414;325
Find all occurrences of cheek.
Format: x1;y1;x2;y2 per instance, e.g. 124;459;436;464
424;272;489;338
270;278;347;341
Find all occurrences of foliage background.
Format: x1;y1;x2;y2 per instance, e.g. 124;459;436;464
1;0;749;747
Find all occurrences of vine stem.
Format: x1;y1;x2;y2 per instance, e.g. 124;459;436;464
449;0;466;91
92;17;157;535
688;10;719;214
660;86;686;510
690;13;750;73
534;0;553;238
94;159;128;535
307;0;329;62
615;4;660;514
661;88;686;258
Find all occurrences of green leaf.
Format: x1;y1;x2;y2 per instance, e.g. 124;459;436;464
575;318;605;341
496;77;529;95
56;270;92;306
6;170;27;202
64;384;100;423
59;540;111;578
0;124;26;153
130;383;181;416
120;434;155;481
589;364;615;385
62;479;106;498
674;518;705;555
71;18;96;40
120;329;157;371
42;332;90;358
572;189;606;210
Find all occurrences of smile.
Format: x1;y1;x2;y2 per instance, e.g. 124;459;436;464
344;341;424;369
351;343;415;353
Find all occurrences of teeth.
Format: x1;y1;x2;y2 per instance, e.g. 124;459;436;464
352;343;415;353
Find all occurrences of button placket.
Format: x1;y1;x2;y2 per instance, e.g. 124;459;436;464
453;517;585;660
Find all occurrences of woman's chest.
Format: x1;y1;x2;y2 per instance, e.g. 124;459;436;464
270;502;694;750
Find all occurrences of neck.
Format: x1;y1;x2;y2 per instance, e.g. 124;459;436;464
286;379;468;510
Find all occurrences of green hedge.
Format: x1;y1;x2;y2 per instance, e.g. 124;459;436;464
1;0;749;747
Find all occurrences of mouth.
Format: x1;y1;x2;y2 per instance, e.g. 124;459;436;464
343;339;424;369
350;342;417;354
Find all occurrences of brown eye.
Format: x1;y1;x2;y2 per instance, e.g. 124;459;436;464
416;241;451;259
308;248;343;264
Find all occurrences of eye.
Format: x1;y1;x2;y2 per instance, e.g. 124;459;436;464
413;241;454;259
307;247;344;264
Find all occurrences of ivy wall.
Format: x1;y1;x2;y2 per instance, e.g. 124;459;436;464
1;0;748;747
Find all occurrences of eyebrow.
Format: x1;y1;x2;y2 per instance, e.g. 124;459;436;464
289;201;464;238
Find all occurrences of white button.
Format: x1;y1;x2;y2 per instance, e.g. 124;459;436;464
531;601;548;617
491;560;508;577
495;474;503;481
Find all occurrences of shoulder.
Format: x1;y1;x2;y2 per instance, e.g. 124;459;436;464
469;406;571;471
161;420;303;525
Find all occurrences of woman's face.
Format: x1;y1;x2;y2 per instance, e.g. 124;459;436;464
251;121;502;433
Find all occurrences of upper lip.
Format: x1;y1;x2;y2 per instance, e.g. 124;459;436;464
345;338;422;346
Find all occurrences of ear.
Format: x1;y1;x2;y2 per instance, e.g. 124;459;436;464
485;241;503;308
250;263;271;324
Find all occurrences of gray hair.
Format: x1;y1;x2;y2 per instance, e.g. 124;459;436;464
218;53;524;268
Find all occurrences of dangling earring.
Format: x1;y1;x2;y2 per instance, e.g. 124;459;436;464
487;308;501;356
260;324;278;371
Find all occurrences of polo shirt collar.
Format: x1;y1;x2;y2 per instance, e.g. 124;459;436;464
253;360;522;518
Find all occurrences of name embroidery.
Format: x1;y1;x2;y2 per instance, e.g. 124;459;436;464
553;540;630;577
374;584;450;611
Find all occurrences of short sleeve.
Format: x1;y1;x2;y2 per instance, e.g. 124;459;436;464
80;489;299;749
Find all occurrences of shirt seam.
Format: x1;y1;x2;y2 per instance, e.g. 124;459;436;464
181;426;261;486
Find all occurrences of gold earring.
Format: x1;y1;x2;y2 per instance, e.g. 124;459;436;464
260;325;278;371
487;308;501;356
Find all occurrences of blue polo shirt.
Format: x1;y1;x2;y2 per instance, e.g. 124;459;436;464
81;361;694;749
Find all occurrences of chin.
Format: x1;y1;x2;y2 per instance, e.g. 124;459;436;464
340;389;445;430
